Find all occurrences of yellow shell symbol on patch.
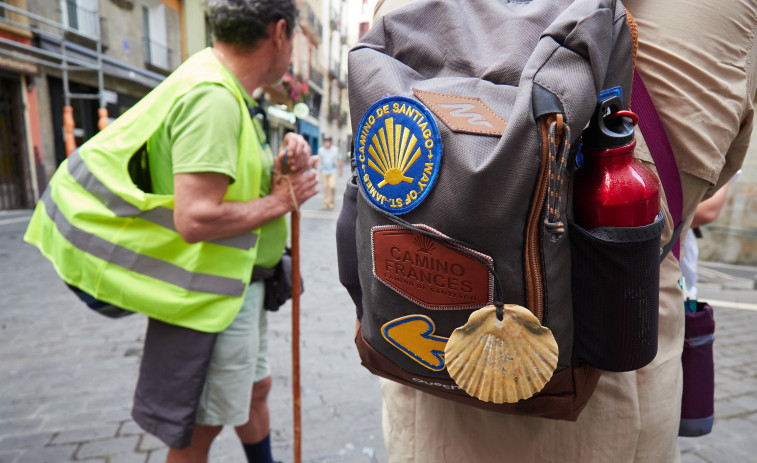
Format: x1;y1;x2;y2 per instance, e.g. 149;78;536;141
368;117;423;188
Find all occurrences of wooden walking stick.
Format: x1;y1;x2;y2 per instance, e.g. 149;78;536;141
291;203;302;463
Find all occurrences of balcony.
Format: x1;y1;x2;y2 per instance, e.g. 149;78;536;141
307;92;321;121
64;0;99;38
144;37;169;70
299;4;322;45
327;104;348;127
308;67;323;90
328;59;340;79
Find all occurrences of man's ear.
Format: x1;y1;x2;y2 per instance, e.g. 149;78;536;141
274;19;288;47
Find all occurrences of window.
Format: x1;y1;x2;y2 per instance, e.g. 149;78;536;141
143;4;168;69
62;0;99;37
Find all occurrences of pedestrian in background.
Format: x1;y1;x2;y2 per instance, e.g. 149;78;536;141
317;136;342;209
370;0;757;461
24;0;318;462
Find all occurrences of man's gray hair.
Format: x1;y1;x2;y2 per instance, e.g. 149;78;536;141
207;0;298;49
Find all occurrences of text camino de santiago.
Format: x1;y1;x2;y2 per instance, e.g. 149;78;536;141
358;102;436;209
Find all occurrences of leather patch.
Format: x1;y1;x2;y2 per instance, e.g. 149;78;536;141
372;225;493;310
413;88;507;137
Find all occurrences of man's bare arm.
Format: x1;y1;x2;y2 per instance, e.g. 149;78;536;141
173;156;318;244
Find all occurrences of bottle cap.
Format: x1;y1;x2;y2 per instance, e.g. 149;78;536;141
582;95;636;150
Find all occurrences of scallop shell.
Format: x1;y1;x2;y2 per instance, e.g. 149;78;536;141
444;304;558;404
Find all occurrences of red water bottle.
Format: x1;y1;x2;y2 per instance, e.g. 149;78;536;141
574;96;660;229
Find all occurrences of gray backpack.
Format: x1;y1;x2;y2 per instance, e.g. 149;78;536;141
337;0;664;420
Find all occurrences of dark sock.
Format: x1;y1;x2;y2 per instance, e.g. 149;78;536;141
242;433;274;463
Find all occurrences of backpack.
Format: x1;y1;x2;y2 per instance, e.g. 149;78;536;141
337;0;665;421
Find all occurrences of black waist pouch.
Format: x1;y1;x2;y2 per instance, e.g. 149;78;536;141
251;251;304;311
570;213;665;372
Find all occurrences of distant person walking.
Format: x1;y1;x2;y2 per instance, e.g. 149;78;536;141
317;136;342;209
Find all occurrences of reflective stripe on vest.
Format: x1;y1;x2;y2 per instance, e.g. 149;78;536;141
40;187;247;297
67;150;257;251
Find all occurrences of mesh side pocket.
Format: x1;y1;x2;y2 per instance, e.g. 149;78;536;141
569;213;664;372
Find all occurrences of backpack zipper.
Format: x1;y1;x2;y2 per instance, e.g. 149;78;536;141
525;114;564;323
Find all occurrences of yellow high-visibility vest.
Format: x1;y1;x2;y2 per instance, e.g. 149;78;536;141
24;48;286;333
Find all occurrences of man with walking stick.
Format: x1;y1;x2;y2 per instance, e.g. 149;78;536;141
24;1;317;461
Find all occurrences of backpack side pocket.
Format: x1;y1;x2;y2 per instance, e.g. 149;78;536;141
569;213;664;371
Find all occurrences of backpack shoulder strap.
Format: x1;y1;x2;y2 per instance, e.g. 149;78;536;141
631;69;685;261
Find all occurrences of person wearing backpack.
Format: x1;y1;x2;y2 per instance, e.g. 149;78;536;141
357;0;757;461
24;0;318;461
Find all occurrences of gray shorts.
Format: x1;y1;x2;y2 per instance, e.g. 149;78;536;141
195;280;270;426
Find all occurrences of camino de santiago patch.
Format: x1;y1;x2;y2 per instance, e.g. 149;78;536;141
356;96;442;214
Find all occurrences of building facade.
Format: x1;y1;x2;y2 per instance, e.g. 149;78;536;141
319;0;349;158
0;0;328;211
0;0;186;208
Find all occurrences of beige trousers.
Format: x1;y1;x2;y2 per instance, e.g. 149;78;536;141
321;173;337;207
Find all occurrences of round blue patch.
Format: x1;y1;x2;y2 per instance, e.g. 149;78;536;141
354;96;442;215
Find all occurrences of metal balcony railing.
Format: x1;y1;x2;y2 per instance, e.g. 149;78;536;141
65;0;99;38
309;67;323;89
144;37;169;69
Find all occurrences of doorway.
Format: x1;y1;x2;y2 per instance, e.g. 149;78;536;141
0;75;31;210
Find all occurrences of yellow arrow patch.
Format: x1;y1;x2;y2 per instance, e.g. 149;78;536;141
381;315;449;371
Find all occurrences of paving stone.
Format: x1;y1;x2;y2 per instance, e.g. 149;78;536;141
51;426;119;445
14;444;77;463
680;452;711;463
108;452;149;463
116;421;143;437
136;433;164;452
41;412;126;433
0;450;22;463
714;399;748;418
715;379;757;398
677;437;697;453
0;431;54;451
696;442;755;463
0;418;43;437
711;416;757;441
145;447;168;463
0;403;42;421
76;436;139;460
